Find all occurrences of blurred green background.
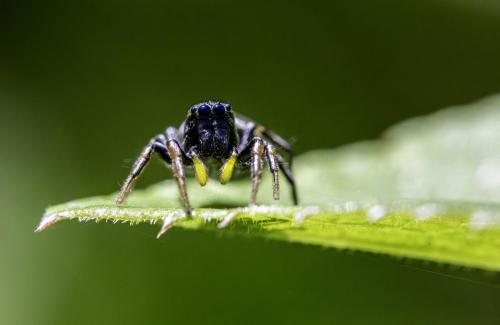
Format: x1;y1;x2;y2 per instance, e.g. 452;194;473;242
2;0;500;324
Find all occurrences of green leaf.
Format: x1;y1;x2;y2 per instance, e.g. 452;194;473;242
37;95;500;271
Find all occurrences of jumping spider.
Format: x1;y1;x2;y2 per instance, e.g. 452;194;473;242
116;101;298;215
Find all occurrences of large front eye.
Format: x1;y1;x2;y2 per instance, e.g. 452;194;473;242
198;104;211;117
213;103;225;115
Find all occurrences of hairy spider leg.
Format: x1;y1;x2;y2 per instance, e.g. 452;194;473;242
260;127;293;153
258;125;294;169
236;120;257;154
116;134;169;204
238;137;266;206
165;127;192;216
236;117;298;205
250;138;266;205
265;143;280;200
257;125;298;204
116;129;193;216
275;153;298;205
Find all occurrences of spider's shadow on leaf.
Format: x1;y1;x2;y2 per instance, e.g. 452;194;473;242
197;202;244;209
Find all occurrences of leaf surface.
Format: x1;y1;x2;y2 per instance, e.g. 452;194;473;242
38;95;500;271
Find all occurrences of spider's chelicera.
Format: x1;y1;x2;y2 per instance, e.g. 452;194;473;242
116;101;298;215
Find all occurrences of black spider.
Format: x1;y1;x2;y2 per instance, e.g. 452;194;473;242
116;101;298;215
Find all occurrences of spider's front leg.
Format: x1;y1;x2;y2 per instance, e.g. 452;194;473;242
265;143;280;201
249;138;266;205
257;126;298;205
237;118;298;205
165;128;192;216
275;152;298;205
116;134;167;204
238;137;269;205
116;128;193;216
238;136;298;205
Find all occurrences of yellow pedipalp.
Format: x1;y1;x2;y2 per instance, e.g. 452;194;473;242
219;152;237;185
192;156;208;186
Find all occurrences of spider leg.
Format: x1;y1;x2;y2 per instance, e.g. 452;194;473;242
259;126;293;153
250;138;266;205
238;137;266;206
236;116;293;164
254;125;297;205
116;134;169;204
255;127;296;181
265;143;280;200
236;121;256;154
165;127;192;216
276;153;299;205
116;129;192;216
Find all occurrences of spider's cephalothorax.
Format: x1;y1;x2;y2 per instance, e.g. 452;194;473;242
183;101;238;160
116;101;298;215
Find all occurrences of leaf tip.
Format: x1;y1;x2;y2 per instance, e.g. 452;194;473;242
35;213;62;233
156;216;176;239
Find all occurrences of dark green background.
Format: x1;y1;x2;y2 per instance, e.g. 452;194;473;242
2;1;500;324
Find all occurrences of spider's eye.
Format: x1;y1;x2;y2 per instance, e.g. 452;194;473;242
225;104;232;112
213;103;225;115
190;107;197;114
198;104;211;117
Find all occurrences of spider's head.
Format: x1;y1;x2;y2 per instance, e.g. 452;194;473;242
188;101;233;119
186;101;237;159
